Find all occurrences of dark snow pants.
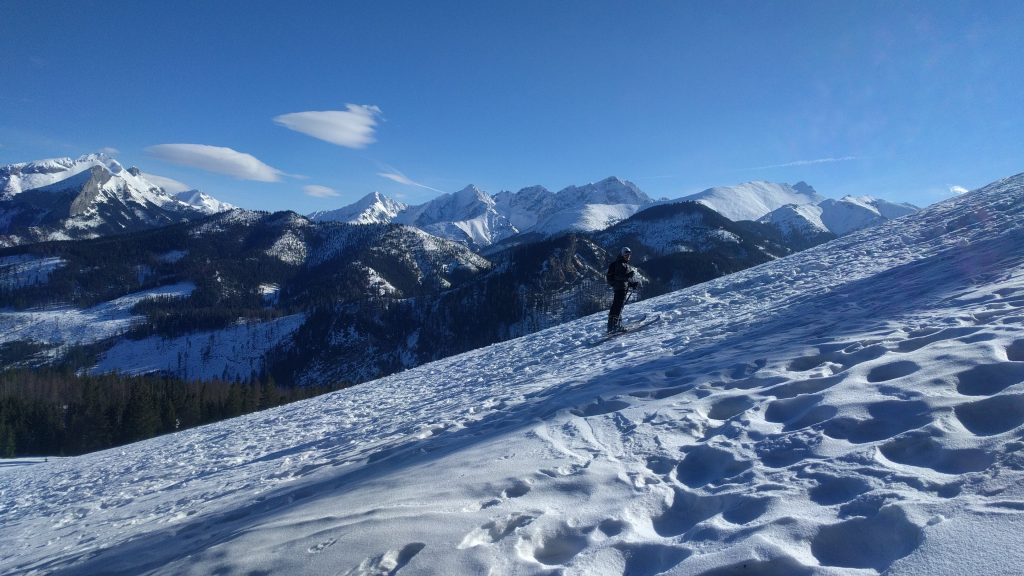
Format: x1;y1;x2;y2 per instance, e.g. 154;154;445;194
608;288;626;330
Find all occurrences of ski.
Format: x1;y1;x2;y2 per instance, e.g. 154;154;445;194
588;314;659;345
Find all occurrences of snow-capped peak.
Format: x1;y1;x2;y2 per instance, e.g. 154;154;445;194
394;185;516;247
759;202;830;237
816;195;919;236
173;190;236;213
681;180;825;222
309;191;407;225
555;176;652;206
0;152;233;245
512;177;653;235
0;153;128;197
398;185;497;227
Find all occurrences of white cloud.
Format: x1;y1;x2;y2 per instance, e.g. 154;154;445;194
145;144;283;182
377;170;445;193
749;156;860;170
304;185;340;198
274;104;382;149
143;172;192;193
98;147;120;155
950;185;969;195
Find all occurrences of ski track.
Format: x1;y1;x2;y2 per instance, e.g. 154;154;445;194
2;174;1024;574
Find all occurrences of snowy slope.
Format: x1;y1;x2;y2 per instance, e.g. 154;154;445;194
2;172;1024;575
818;196;919;236
681;181;824;222
759;203;832;238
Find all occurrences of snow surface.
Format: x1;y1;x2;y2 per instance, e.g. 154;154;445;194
3;173;1024;575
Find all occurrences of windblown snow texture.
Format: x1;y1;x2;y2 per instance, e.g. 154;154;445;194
2;173;1024;575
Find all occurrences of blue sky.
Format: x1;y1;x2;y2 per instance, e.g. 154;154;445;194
1;1;1021;213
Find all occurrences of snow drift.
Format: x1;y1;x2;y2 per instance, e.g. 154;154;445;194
2;172;1024;575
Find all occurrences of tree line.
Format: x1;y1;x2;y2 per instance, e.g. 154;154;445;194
0;368;344;458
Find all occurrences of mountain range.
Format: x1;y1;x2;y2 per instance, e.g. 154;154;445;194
310;178;918;250
0;154;917;254
0;153;920;387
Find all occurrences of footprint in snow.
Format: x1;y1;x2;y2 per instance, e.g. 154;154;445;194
674;445;752;488
570;397;631;417
819;399;933;444
537;462;589;478
502;479;531;499
866;360;921;383
954;393;1024;436
787;343;888;374
458;513;536;549
706;395;754;420
1007;339;1024;361
722;374;789;391
651;486;772;538
880;430;994;474
955;361;1024;395
307;537;337;554
811;505;921;571
727;359;767;379
896;326;981;353
342;543;425;576
520;521;591;566
764;394;837;432
806;473;873;506
614;542;692;576
765;374;845;399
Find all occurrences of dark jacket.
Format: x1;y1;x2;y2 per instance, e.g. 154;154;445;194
606;256;634;291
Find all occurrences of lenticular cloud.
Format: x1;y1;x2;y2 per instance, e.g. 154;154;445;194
274;104;382;149
145;144;283;182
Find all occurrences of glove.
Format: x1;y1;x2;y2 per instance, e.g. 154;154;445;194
628;281;639;289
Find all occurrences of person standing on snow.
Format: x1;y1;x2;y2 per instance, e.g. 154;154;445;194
606;246;638;333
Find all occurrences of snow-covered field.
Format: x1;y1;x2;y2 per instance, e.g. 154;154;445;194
92;314;307;382
2;173;1023;575
0;255;64;289
0;282;195;347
